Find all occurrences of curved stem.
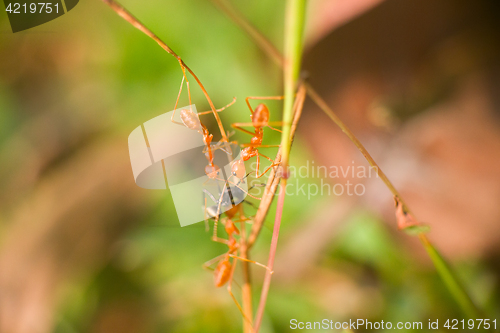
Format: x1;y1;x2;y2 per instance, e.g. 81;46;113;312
101;0;228;142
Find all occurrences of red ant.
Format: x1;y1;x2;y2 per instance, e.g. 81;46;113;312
170;74;236;179
212;205;242;287
203;200;272;324
231;96;284;179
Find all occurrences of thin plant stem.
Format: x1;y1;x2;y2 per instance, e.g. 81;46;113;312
210;0;480;320
253;2;307;332
419;234;480;319
308;86;480;319
305;85;414;212
280;0;307;170
239;225;253;333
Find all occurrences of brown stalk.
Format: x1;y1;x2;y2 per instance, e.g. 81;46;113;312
238;224;253;333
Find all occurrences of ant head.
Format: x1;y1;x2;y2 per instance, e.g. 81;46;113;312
205;164;220;179
231;159;246;179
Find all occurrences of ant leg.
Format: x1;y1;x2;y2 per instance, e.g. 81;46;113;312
198;97;237;116
203;188;218;204
178;61;192;107
231;123;256;136
258;152;275;162
211;185;230;240
224;179;262;201
226;259;254;329
208;175;263;202
233;121;286;134
174;74;184;111
213;141;235;155
241;144;280;148
248;182;266;193
242;200;258;210
203;189;227;241
213;215;220;242
254;152;279;179
171;63;196;125
203;204;238;240
232;217;253;231
207;217;231;243
255;165;278;179
170;75;186;126
174;61;227;143
213;236;230;244
202;253;226;271
245;95;284;114
243;183;266;200
266;121;284;133
215;218;240;244
229;254;274;274
202;140;239;155
204;197;209;232
250;180;266;186
254;154;261;178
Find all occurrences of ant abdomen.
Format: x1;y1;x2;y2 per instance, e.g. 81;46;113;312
180;109;202;131
214;259;232;287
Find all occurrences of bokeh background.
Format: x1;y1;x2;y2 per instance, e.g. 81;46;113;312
1;0;499;332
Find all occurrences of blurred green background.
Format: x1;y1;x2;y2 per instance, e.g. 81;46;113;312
0;0;499;332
